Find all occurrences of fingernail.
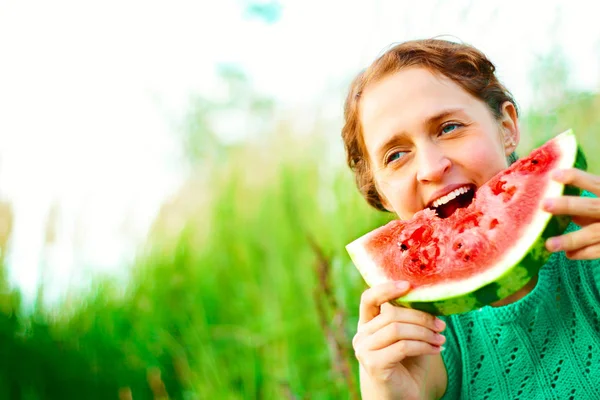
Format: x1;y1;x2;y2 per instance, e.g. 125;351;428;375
440;346;446;352
434;318;446;331
435;333;446;344
547;237;561;251
543;199;554;211
395;281;410;291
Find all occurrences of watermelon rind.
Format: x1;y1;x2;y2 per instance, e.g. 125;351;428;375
347;129;584;315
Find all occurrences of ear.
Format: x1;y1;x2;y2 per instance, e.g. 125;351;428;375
499;101;520;156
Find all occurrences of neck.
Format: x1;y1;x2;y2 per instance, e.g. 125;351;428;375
491;275;539;307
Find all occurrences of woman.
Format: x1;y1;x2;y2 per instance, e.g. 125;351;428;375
342;39;600;399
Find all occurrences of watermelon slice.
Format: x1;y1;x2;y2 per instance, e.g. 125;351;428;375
346;129;587;315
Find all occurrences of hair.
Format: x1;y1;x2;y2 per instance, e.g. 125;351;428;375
341;38;519;212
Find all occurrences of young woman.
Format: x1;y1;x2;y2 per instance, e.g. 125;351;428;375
342;39;600;399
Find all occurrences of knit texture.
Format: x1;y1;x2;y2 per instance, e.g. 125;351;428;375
440;220;600;399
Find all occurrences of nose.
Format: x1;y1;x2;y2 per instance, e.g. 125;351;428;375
416;142;451;183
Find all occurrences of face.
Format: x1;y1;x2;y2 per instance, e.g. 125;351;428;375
359;67;519;220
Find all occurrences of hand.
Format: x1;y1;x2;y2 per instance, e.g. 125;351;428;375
543;168;600;259
352;281;447;400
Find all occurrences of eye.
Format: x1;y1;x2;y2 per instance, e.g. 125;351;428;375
385;150;408;165
440;123;461;135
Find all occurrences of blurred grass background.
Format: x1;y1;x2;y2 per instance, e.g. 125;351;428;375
1;72;599;400
1;2;600;400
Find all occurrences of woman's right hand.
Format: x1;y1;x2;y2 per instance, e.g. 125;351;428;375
352;281;447;400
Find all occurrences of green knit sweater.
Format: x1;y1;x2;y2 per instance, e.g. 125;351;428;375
440;223;600;399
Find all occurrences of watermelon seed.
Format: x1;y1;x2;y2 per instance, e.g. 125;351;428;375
400;243;408;251
420;264;426;270
464;255;471;261
532;159;538;164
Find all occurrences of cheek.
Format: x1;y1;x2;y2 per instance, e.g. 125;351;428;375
467;152;496;169
457;141;507;180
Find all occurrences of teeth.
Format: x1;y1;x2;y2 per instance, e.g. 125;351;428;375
432;186;470;208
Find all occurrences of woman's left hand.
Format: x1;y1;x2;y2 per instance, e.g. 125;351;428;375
542;168;600;260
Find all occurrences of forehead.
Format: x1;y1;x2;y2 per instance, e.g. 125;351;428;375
359;67;477;136
358;68;486;162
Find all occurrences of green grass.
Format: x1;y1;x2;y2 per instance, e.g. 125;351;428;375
521;90;600;174
134;136;392;398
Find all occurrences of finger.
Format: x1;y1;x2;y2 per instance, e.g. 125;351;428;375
359;304;445;336
546;222;600;252
380;301;397;313
358;340;443;371
572;215;597;227
357;340;443;375
542;195;600;219
565;242;600;260
362;322;446;351
552;168;600;197
358;281;411;326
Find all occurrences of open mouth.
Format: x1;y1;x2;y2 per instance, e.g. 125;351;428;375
428;184;476;219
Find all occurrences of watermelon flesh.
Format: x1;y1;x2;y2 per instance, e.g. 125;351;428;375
347;129;584;315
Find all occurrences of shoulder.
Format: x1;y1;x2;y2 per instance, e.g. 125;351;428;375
550;243;600;303
560;189;599;272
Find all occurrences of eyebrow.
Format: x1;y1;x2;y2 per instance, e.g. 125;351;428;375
374;107;466;163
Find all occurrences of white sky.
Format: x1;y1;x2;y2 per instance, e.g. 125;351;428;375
0;0;599;305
